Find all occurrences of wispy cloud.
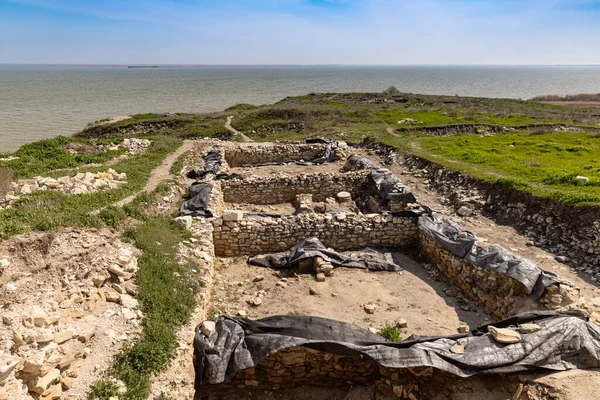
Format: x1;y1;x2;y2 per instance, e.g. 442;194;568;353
2;0;600;64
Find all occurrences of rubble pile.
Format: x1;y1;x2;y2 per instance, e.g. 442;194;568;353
1;169;127;208
0;229;142;399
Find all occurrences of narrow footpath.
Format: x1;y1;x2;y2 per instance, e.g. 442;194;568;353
225;115;253;142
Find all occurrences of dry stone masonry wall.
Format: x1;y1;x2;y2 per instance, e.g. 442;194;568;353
221;171;376;205
405;155;600;282
191;142;590;397
198;346;523;400
223;144;327;167
417;234;579;320
212;213;417;256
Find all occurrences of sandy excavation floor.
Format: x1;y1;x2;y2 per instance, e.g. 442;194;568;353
211;252;487;337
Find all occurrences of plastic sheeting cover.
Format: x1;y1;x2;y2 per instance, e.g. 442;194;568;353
194;311;600;386
345;154;416;204
248;237;402;271
187;151;222;180
416;210;578;300
179;182;214;217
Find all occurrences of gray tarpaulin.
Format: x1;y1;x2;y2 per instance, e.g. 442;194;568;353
345;154;416;204
179;182;214;217
194;311;600;386
416;210;578;300
247;237;402;272
187;151;222;180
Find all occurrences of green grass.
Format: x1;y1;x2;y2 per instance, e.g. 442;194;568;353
0;136;127;178
169;150;189;175
89;380;120;400
108;216;197;400
378;324;402;342
414;130;600;205
0;135;181;238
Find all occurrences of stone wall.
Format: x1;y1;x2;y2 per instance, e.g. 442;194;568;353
223;144;327;167
221;171;376;205
212;212;418;256
417;234;579;320
196;346;524;400
405;155;600;283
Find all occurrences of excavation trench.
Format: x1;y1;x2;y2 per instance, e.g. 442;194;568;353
166;141;600;400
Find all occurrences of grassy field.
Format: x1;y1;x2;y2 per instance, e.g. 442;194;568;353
411;130;600;204
0;135;181;238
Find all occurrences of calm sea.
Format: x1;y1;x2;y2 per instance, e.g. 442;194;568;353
1;65;600;152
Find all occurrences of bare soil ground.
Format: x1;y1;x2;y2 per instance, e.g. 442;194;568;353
225;202;296;215
211;253;486;337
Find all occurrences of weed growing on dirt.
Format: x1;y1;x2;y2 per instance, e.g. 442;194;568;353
110;216;195;399
89;380;120;400
168;150;189;175
378;324;402;342
99;206;128;229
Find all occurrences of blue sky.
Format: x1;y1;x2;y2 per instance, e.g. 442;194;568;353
1;0;600;64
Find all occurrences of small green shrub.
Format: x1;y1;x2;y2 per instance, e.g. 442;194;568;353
378;324;402;342
89;380;120;400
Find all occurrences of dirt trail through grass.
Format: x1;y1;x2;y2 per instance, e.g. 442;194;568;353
226;115;253;142
113;139;195;207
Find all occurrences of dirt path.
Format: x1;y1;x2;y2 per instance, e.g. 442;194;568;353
226;115;253;142
114;140;195;207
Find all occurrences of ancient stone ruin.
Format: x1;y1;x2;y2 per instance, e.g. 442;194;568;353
169;141;598;400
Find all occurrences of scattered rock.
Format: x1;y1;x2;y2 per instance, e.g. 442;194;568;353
253;275;264;282
200;321;217;337
519;323;542;334
395;318;408;329
457;206;473;217
316;273;326;282
488;326;521;344
449;344;465;354
247;297;262;307
309;286;319;295
364;304;377;314
458;325;469;334
237;310;248;317
173;216;193;230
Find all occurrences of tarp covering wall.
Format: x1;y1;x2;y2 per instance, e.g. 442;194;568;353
416;210;578;300
187;151;222;180
248;237;401;272
194;311;600;386
345;154;416;204
179;182;214;217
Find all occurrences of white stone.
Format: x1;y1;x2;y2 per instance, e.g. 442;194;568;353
223;210;244;221
488;326;521;344
200;321;217;337
173;216;193;230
